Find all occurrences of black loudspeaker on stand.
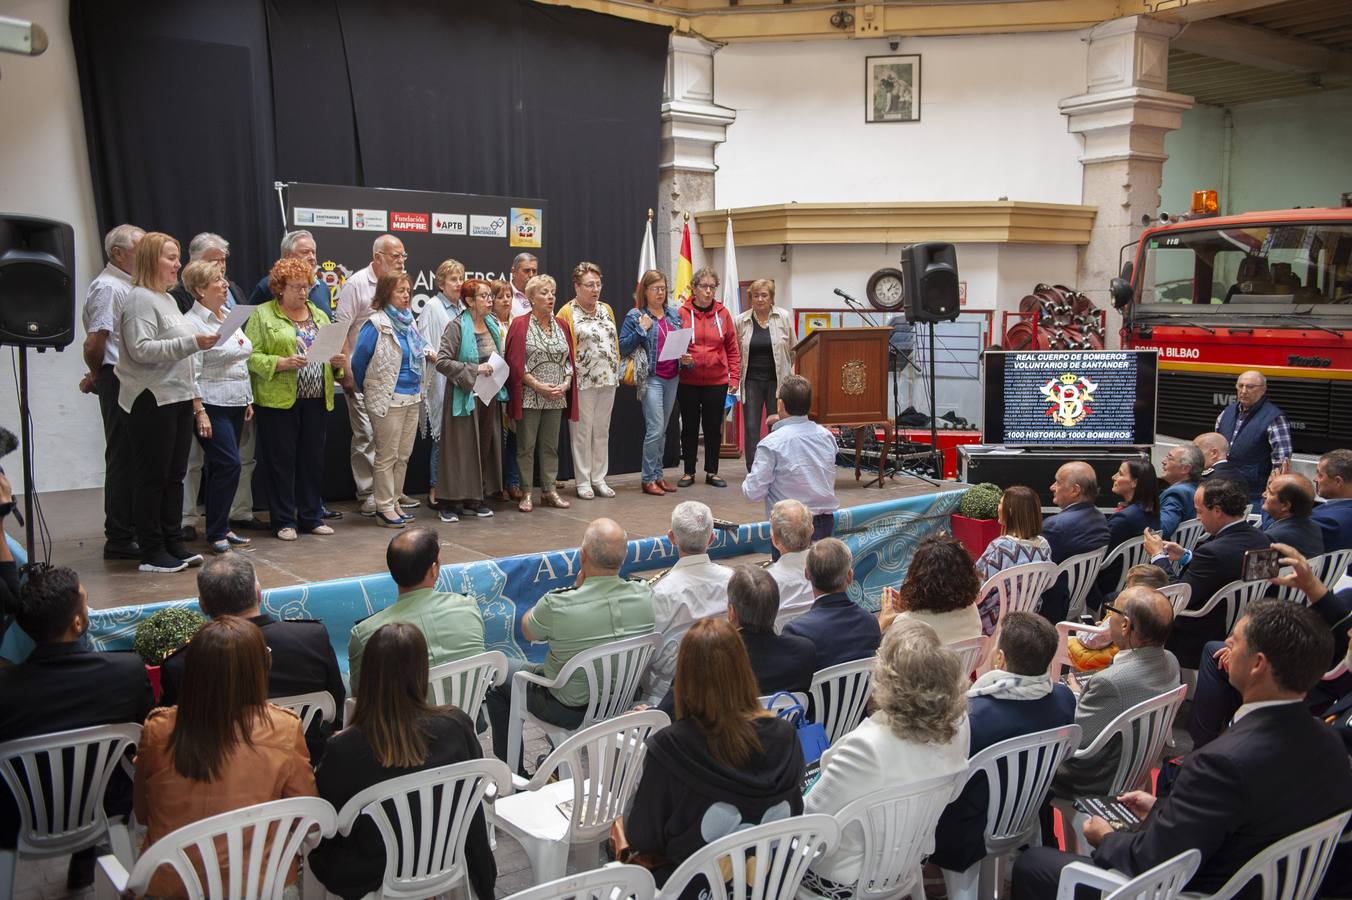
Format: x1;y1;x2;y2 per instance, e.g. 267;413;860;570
901;242;961;325
0;214;77;564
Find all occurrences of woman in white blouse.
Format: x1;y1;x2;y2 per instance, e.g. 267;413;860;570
557;262;618;499
115;233;217;574
182;260;253;554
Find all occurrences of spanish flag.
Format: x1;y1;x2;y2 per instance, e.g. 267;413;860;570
673;216;693;305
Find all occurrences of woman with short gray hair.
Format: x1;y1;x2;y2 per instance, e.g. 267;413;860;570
677;266;740;487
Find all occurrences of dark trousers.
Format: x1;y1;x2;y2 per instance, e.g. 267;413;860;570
484;660;586;770
770;513;836;562
679;382;728;476
1011;847;1096;900
255;399;326;532
1187;639;1242;749
96;365;137;544
128;390;193;559
197;405;245;541
742;377;776;469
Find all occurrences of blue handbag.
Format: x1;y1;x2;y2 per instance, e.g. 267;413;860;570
769;692;830;765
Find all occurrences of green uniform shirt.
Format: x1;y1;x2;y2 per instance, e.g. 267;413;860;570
348;588;486;689
527;575;656;707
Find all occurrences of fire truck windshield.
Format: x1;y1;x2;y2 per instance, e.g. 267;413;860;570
1136;222;1352;314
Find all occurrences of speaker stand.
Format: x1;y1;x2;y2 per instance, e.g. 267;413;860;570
15;348;38;563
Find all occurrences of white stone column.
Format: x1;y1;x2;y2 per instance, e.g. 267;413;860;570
1060;16;1193;339
658;35;736;280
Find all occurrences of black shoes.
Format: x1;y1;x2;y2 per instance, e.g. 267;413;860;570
180;525;198;542
230;516;270;531
706;474;727;488
321;507;343;520
678;474;695;488
103;541;141;560
167;543;204;567
139;551;187;574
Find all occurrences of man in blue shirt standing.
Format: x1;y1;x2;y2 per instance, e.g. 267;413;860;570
742;374;839;559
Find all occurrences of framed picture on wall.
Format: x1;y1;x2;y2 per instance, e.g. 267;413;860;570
865;54;920;123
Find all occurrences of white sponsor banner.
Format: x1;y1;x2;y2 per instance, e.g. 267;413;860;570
352;209;388;231
432;213;467;235
294;207;349;228
470;214;507;238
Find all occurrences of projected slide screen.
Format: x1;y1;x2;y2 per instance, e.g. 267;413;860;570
983;350;1159;446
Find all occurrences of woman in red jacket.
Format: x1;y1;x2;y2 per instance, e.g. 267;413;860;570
678;267;740;487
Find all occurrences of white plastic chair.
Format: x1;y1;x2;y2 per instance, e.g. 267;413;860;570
657;814;840;900
1052;685;1188;854
809;658;875;746
1101;537;1149;596
948;636;988;684
940;724;1082;900
506;633;660;776
310;758;512;900
1058;548;1107;622
980;561;1059;634
1175;579;1270;644
501;863;657;900
1173;519;1206;553
0;723;141;897
799;772;962;900
95;796;335;900
271;691;337;733
1277;549;1352;606
1056;847;1200;900
1159;583;1193;616
1179;809;1351;900
490;710;669;883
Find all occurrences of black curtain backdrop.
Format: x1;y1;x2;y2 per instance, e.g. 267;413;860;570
71;0;668;479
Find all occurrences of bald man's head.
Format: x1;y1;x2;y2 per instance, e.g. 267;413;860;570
1050;461;1097;509
1235;370;1267;409
1263;473;1315;521
581;518;627;573
1194;432;1229;466
1116;585;1173;646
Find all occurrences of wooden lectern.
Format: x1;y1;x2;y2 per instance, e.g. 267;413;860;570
793;326;894;486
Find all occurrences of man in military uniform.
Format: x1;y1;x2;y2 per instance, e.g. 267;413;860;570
484;517;655;771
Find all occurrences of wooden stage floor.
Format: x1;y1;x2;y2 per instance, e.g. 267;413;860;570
18;461;960;611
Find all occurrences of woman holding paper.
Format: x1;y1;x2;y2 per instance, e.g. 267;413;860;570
350;272;434;529
619;269;682;496
433;278;505;522
182;259;254;554
245;257;347;542
556;262;619;500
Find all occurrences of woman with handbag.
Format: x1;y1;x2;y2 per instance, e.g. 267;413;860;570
556;262;619;500
619;269;682;496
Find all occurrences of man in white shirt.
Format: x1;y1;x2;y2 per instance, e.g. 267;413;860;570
642;500;732;702
79;224;144;559
508;252;537;319
766;499;815;629
335;234;407;515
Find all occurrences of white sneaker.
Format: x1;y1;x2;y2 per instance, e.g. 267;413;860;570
276;527;298;541
359;499;377;517
593;482;616;498
577;485;595;500
307;524;335;536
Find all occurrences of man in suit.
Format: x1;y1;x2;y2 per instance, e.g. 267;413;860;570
1051;586;1180;799
1194;432;1239;482
1314;449;1352;553
1143;477;1271;668
159;554;345;762
1213;370;1292;502
1041;462;1110;623
1261;473;1324;558
0;565;153;888
1013;599;1352;900
1158;444;1203;539
782;538;881;670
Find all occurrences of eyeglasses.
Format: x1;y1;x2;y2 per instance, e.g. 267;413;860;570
1102;602;1127;618
695;283;717;291
381;251;409;261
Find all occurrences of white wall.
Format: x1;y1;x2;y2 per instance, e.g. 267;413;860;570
0;0;106;493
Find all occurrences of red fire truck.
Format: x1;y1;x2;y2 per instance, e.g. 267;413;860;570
1112;194;1352;455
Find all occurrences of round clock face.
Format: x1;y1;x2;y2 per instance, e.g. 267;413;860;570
867;268;906;311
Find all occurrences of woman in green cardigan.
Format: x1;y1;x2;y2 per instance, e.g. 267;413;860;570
244;257;347;542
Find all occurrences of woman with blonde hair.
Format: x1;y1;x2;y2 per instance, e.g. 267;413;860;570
557;262;619;499
619;269;683;495
973;485;1052;634
733;278;795;468
116;232;218;573
417;258;466;507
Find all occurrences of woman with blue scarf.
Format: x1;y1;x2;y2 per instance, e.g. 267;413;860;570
432;279;506;523
350;272;433;528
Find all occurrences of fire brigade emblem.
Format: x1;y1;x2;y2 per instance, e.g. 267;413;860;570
318;260;350;308
1041;372;1097;427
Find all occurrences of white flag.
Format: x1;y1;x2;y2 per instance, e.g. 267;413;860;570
636;214;656;289
721;211;740;317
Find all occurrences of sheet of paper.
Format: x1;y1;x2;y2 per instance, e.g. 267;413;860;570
210;304;256;348
306;322;349;363
658;327;694;362
474;352;510;405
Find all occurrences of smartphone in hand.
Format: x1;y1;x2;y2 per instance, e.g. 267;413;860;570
1243;547;1280;582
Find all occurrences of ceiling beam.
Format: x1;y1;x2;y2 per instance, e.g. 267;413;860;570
1173;17;1352;77
1152;0;1289;24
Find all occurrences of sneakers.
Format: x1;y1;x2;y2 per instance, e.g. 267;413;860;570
468;504;494;518
593;482;616;498
359;499;378;517
276;527;299;541
305;524;335;536
397;495;421;509
439;508;460;523
167;544;204;567
139;551;188;574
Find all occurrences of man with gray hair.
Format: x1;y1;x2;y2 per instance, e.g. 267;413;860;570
247;229;333;316
1214;369;1291;502
766;498;816;627
508;252;538;319
335;234;408;515
642;500;734;702
80;224;144;559
782;537;880;670
1159;444;1203;538
170;232;246;314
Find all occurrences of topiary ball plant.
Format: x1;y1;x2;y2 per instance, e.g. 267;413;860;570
958;483;1003;520
133;606;205;667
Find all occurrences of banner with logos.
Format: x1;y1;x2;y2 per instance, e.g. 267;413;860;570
285;182;549;315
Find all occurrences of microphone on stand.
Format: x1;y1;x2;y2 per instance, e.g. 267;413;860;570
832;288;879;327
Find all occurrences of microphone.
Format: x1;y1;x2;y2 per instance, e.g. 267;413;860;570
832;288;878;326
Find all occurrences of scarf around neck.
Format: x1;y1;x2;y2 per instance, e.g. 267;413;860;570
967;668;1054;701
385;305;428;380
450;313;504;416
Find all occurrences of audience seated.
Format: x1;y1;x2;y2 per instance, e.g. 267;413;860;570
782;538;881;670
802;618;969;896
1313;449;1352;552
1041;463;1110;623
879;532;983;644
1260;473;1324;558
657;565;815;715
1051;586;1180;800
1095;459;1160;600
485;518;654;768
930;613;1075;875
1194;432;1238;482
1012;599;1352;900
1143;477;1271;668
973;486;1052;635
160;554;344;762
765;499;816;627
134;617;317;898
0;565;153;889
642;501;732;703
309;623;495;900
623;618;804;895
348;527;486;690
1065;565;1167;672
1158;444;1203;539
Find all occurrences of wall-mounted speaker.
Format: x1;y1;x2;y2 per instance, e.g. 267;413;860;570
0;214;76;349
901;241;960;325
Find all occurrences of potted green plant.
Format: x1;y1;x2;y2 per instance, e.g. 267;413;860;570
951;482;1003;560
133;606;205;701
